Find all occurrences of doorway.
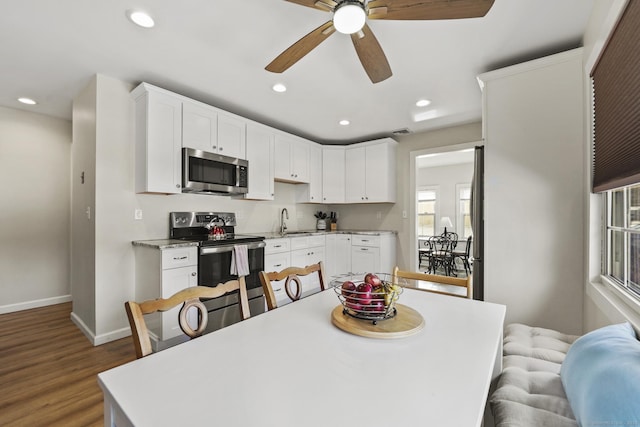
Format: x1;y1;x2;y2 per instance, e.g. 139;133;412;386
409;142;484;298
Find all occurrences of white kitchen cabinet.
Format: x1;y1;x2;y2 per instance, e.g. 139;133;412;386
274;134;309;183
216;112;246;159
132;84;183;194
345;138;397;203
325;233;352;279
134;245;198;346
182;101;246;159
296;142;323;203
290;235;326;298
244;123;274;200
322;146;346;203
182;100;217;153
264;238;292;307
350;234;396;274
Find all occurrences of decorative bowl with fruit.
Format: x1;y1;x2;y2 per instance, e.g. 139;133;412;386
331;273;404;324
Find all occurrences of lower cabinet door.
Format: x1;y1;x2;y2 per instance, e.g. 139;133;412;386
351;246;380;274
161;265;197;340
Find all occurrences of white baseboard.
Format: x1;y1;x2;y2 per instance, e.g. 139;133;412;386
0;294;72;314
70;311;131;346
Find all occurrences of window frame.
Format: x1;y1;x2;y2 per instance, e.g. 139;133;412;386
603;186;640;302
417;185;439;237
456;183;472;239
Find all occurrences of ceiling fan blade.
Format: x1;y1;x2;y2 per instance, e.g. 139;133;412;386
285;0;337;12
266;21;336;73
368;0;495;20
350;24;392;84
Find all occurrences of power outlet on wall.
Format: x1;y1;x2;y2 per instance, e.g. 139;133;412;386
134;209;143;220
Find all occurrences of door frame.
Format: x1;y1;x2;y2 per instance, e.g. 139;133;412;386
409;141;483;272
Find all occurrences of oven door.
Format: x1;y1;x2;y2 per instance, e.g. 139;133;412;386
198;241;265;333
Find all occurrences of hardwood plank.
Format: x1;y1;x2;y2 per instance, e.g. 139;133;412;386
0;302;135;426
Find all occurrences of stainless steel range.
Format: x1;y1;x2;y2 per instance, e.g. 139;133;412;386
170;212;266;333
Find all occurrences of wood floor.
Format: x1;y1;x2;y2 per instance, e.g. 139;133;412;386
0;302;136;426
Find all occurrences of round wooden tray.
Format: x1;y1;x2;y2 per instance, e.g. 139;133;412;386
331;304;425;339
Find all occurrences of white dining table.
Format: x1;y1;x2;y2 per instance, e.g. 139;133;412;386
98;287;505;427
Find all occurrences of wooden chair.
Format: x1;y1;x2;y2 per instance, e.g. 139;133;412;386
260;261;327;311
124;279;250;359
392;266;473;299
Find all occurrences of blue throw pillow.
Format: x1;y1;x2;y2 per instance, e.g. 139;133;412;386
560;322;640;426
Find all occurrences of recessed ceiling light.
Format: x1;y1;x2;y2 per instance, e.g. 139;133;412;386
18;97;37;105
416;99;431;107
339;119;350;126
127;10;155;28
272;83;287;93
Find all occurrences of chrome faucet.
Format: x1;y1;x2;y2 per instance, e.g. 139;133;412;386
280;208;289;235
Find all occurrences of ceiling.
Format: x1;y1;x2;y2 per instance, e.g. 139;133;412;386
1;0;595;145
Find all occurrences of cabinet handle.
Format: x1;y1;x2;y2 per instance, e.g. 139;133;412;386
191;272;197;276
361;196;365;200
361;248;369;251
366;196;369;200
219;147;223;151
176;184;180;189
174;256;188;260
274;287;282;292
212;145;217;150
274;245;282;248
323;197;326;200
361;240;369;242
274;263;282;267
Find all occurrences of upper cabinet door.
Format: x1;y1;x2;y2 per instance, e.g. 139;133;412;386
217;113;246;159
244;123;274;200
345;146;367;202
133;86;182;194
322;147;345;203
274;134;309;183
182;101;217;153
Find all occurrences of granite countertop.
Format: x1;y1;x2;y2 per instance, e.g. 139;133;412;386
261;230;397;239
133;230;397;249
132;239;199;249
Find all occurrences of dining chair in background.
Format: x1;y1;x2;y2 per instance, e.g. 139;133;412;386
392;266;473;299
260;261;327;311
124;279;251;359
452;235;473;275
427;235;456;276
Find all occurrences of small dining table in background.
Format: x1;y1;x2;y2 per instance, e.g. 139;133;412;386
99;286;505;427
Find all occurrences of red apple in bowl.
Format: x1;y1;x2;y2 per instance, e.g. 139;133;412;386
355;282;373;305
341;280;356;297
366;299;386;313
364;273;382;287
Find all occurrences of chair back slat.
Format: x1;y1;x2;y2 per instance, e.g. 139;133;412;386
124;279;250;359
260;261;327;310
392;266;473;299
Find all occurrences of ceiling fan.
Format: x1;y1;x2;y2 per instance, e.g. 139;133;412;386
266;0;495;83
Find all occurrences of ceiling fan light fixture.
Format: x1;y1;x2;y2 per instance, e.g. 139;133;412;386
333;1;366;34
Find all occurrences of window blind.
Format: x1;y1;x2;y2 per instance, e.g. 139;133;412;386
592;0;640;193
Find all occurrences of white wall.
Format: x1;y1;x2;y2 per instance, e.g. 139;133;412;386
479;49;585;335
417;162;474;235
0;107;71;313
333;122;482;270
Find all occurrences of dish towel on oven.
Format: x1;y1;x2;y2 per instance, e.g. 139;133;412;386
230;244;250;276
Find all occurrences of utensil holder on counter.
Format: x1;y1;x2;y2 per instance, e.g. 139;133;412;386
316;219;327;230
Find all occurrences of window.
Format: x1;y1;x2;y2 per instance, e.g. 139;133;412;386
417;187;438;237
604;184;640;300
456;184;472;239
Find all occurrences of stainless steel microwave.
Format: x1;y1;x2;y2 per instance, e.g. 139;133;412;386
182;148;248;195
